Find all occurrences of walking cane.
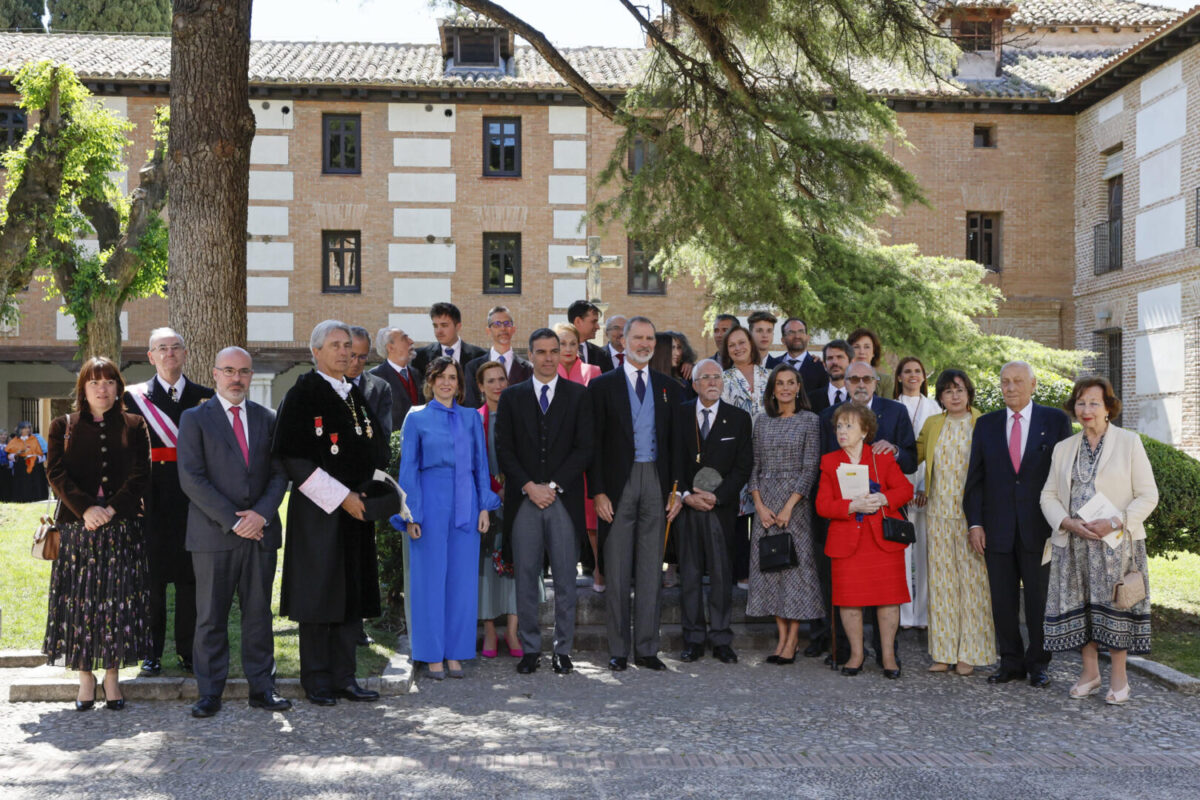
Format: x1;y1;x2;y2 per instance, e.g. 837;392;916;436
830;578;839;671
663;481;679;552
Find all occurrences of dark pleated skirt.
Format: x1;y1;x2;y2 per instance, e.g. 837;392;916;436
42;518;153;671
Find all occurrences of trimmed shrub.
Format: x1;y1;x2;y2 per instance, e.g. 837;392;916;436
972;367;1074;415
1140;433;1200;558
375;429;405;611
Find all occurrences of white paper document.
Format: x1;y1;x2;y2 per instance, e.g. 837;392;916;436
373;469;413;523
837;463;870;499
1076;491;1123;549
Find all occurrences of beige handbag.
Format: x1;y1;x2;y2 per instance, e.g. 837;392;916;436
31;495;60;561
1111;533;1146;610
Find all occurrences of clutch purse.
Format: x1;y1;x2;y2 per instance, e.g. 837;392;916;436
32;514;59;561
881;515;916;545
692;466;723;493
758;529;797;573
1112;535;1146;610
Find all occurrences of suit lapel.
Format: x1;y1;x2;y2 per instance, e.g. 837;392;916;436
210;398;246;467
613;371;635;444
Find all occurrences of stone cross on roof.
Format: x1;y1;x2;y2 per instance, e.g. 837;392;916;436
568;236;623;310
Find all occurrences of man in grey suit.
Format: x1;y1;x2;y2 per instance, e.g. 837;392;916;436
178;347;290;718
346;326;394;439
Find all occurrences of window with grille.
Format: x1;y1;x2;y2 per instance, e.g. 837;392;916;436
323;114;361;174
456;31;499;67
955;20;993;52
0;107;26;152
966;212;1001;271
628;239;665;294
483;117;521;177
322;231;361;293
484;233;521;293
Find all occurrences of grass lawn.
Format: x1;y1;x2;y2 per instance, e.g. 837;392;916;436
0;497;398;680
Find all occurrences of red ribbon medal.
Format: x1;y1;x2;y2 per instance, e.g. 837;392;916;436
314;416;324;436
330;432;339;455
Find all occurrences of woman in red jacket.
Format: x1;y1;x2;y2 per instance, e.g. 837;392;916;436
816;403;913;678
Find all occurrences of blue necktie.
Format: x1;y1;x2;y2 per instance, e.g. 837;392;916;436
444;347;454;358
701;408;711;440
635;369;646;404
539;384;550;414
499;354;506;370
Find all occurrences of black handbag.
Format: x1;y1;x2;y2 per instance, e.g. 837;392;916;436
758;528;798;572
870;450;916;545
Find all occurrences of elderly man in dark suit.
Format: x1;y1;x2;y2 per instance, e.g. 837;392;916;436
346;326;393;439
569;300;615;373
411;302;488;373
588;316;684;671
813;360;917;665
369;326;423;435
494;328;593;675
463;306;533;408
124;326;214;677
964;361;1072;688
676;359;753;664
178;347;290;718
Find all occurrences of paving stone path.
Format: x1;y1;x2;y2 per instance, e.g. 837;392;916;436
2;630;1198;798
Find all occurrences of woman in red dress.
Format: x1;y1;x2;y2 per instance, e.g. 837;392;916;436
816;403;913;679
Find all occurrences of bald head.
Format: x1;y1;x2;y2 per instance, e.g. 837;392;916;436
845;360;878;406
213;347;253;404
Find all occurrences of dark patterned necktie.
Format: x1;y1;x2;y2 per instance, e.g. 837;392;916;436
834;389;843;404
700;408;711;440
636;370;646;404
168;386;178;402
539;384;550;414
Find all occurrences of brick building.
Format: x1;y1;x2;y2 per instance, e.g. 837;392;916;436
0;1;1195;454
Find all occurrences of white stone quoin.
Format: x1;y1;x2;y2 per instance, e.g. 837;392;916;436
250;135;290;165
393;138;452;167
247;206;289;237
393;278;452;308
388;103;456;133
247;276;290;307
247;312;294;342
247;241;295;271
389;173;456;203
249;171;294;201
393;208;452;239
388;242;456;272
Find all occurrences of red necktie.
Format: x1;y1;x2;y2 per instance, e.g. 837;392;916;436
396;367;417;404
1009;411;1022;473
230;406;249;467
617;353;625;367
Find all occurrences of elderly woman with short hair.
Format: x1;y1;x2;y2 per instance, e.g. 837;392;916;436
1040;377;1158;704
6;420;45;502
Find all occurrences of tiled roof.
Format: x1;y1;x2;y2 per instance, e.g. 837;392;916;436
0;32;649;91
1064;5;1200;97
437;11;503;29
1007;0;1180;27
850;48;1122;99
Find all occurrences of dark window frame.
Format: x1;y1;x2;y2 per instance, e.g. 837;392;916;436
455;30;500;67
322;230;362;294
483;232;522;294
965;211;1001;272
629;135;657;175
322;113;362;175
628;239;665;295
973;124;996;148
0;107;26;152
955;19;994;52
482;116;522;177
1096;328;1123;423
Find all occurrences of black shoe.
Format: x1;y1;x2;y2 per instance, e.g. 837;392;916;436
883;667;902;680
841;662;864;676
765;655;781;664
178;656;193;674
987;668;1028;684
248;690;292;711
713;645;738;664
336;683;380;702
608;656;628;672
552;654;573;674
357;633;375;647
139;659;162;677
191;695;221;718
634;655;668;671
305;690;337;706
516;654;541;674
105;698;126;711
1029;669;1051;688
803;639;826;658
824;653;849;668
775;655;796;665
680;644;705;662
74;695;96;712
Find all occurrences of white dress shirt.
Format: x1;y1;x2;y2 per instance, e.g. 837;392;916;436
623;358;650;391
1005;401;1034;462
489;347;514;376
215;394;250;447
156;374;186;398
696;398;721;433
827;382;847;406
315;369;351;399
531;374;559;408
440;339;461;362
386;359;412;378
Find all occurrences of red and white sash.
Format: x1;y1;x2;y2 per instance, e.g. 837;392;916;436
127;380;179;447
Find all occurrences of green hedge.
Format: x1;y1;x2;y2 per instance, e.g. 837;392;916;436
1140;433;1200;558
375;429;405;609
972;367;1075;415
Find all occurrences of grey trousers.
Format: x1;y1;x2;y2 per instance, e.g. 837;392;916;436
677;508;733;647
512;497;578;655
604;462;666;658
191;542;278;696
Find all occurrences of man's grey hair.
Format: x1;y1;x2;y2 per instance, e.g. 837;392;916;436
348;325;371;343
845;360;879;380
214;346;251;366
148;327;184;349
486;305;511;326
623;315;656;338
375;327;400;358
1000;360;1036;381
605;314;628;330
691;358;724;382
309;319;352;364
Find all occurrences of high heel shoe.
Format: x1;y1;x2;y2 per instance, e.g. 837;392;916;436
481;645;498;659
76;673;97;711
1105;682;1132;705
841;660;864;676
102;676;125;710
882;666;902;680
1069;675;1102;699
504;636;524;659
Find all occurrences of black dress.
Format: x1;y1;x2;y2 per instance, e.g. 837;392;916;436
42;410;154;671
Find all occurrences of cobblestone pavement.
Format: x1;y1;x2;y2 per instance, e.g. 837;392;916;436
2;633;1198;799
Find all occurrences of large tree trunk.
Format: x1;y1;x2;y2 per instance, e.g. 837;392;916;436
167;0;254;383
85;294;122;361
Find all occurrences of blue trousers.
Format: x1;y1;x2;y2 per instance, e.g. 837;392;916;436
408;468;480;663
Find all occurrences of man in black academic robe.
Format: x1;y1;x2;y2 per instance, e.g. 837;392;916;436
273;321;389;705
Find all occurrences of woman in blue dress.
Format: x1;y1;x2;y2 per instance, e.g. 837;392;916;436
397;356;501;680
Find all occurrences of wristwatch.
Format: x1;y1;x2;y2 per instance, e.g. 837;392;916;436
548;481;560;493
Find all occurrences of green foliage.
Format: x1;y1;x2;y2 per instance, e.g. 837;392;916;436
48;0;171;33
375;429;405;606
1141;434;1200;558
972;367;1076;415
0;0;44;30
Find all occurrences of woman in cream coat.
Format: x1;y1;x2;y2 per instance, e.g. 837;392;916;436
1040;377;1158;705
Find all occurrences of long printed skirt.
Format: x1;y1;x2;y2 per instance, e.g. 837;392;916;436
42;519;153;671
1044;535;1151;654
925;512;996;666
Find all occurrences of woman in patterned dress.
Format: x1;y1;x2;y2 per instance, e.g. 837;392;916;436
747;364;823;664
43;357;152;711
720;325;769;588
1040;377;1158;705
915;369;995;675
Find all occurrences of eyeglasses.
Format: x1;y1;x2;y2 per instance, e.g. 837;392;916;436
695;374;723;382
489;320;514;329
216;367;253;378
153;344;183;353
351;354;370;362
846;375;876;385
